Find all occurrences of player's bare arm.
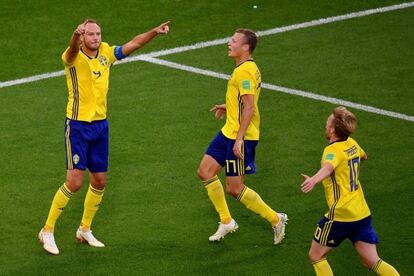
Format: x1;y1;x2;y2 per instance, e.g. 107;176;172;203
65;21;87;64
301;162;334;193
122;21;171;56
233;94;254;159
210;104;226;119
361;153;368;160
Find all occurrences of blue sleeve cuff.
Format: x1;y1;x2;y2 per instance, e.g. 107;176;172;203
114;46;127;60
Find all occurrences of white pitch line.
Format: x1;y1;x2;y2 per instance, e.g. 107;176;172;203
261;83;414;122
1;3;413;123
1;1;413;89
0;70;65;88
147;1;414;58
141;56;414;122
140;56;231;80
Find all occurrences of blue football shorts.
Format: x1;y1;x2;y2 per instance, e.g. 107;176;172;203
313;215;379;247
206;131;258;176
64;118;109;172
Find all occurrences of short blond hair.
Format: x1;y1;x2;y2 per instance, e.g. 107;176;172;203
84;18;101;27
331;106;357;139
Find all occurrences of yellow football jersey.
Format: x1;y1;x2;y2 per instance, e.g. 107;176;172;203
321;137;371;222
62;42;118;122
221;60;261;140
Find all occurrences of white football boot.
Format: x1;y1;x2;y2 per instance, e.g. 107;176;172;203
76;227;105;247
209;219;239;242
273;213;288;245
38;228;59;255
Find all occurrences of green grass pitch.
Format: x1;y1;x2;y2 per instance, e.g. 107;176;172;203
0;1;413;275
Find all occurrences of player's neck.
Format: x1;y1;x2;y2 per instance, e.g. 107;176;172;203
81;46;98;58
234;54;252;66
329;134;341;143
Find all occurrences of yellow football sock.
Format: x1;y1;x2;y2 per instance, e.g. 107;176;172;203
81;185;104;229
238;186;279;226
371;259;400;276
44;183;73;231
312;258;334;276
204;176;232;224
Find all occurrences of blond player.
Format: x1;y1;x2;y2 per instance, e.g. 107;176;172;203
39;19;170;255
301;106;399;275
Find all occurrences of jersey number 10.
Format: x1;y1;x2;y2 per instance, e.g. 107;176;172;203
348;157;360;192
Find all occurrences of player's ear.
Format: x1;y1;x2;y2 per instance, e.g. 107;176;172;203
242;44;250;53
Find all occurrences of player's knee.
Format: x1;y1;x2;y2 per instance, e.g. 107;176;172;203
197;166;212;181
225;185;239;198
66;178;83;192
360;256;377;269
66;169;84;192
197;167;205;180
91;178;106;190
308;249;324;263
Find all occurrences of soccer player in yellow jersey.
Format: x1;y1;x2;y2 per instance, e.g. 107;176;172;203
301;107;399;276
197;29;287;244
38;19;170;255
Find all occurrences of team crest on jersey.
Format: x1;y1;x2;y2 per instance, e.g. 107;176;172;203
73;154;80;165
99;56;108;66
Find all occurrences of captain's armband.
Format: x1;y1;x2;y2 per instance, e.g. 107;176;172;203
114;46;127;60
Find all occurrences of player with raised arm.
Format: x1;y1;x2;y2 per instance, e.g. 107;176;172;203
301;106;399;276
38;19;170;255
197;28;287;244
